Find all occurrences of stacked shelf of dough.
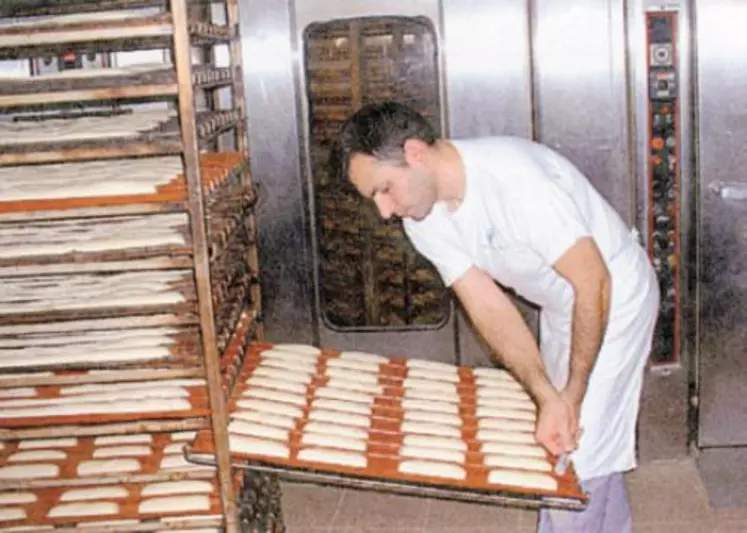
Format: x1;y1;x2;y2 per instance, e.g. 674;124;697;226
306;18;446;329
0;1;263;531
187;343;587;506
0;430;232;531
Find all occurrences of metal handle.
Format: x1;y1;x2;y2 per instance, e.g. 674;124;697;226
709;182;747;200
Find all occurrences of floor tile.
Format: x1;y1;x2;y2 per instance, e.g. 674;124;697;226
330;489;429;529
280;481;345;528
424;498;525;530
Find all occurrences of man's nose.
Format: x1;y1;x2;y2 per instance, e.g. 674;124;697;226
374;195;394;220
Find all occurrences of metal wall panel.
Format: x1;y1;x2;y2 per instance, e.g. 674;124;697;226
239;0;316;343
533;0;634;222
695;0;747;447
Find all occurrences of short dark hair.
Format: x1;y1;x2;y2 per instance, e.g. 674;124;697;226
329;101;439;181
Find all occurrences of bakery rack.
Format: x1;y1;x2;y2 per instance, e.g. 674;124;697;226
186;341;588;513
0;1;262;531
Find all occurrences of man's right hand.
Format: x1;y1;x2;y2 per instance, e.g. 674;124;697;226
534;393;580;456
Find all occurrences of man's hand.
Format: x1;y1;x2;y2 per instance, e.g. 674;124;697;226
534;392;580;456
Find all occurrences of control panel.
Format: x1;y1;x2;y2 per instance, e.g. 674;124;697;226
646;11;680;364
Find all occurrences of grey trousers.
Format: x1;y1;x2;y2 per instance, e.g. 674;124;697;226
537;472;633;533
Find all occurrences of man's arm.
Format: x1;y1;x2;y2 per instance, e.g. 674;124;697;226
552;236;611;409
452;267;575;455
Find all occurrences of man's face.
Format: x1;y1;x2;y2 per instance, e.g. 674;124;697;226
349;151;438;221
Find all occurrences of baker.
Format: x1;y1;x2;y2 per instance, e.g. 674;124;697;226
331;101;659;532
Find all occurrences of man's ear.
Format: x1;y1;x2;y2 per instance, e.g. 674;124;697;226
403;138;428;168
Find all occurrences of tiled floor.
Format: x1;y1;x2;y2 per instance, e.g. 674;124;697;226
279;458;747;532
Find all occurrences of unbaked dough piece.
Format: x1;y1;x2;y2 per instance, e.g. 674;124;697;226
229;434;290;458
139;495;210;514
0;388;36;399
483;454;552;472
93;445;151;458
315;386;374;405
259;357;317;374
141;480;214;497
403;378;457;394
170;431;197;442
271;343;321;356
0;492;36;504
303;421;368;441
61;379;203;396
404;387;460;403
473;386;531;402
0;508;26;522
308;408;370;428
297;447;367;468
0;463;59;479
401;420;461;438
399;445;465;464
301;432;366;452
487;469;558;491
231;410;296;430
325;367;379;385
163;443;186;455
478;417;535;433
472;367;514;380
2;398;191;418
242;387;308;407
402;434;467;452
407;367;460;383
77;458;140;476
481;442;547;458
160;454;203;470
403;410;462;427
475;376;525;391
326;357;380;373
18;437;76;449
406;359;458;373
94;434;152;446
60;486;128;501
339;351;388;364
398;460;466;480
229;419;290;441
476;406;535;422
246;375;308;396
401;398;459;415
252;366;311;384
77;520;139;529
48;501;119;518
476;428;537;445
325;378;381;395
476;396;536;413
8;449;66;462
312;398;371;415
236;399;303;419
261;348;319;362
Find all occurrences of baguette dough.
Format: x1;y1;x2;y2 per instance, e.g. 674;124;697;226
399;460;466;480
60;487;128;501
312;398;371;415
476;429;537;445
242;387;307;407
476;406;535;422
303;421;368;441
401;398;459;415
325;367;379;385
406;368;460;383
0;492;36;504
339;351;388;364
48;502;119;518
406;359;458;373
261;348;319;362
229;434;290;458
402;434;467;452
400;420;461;438
259;357;316;374
314;387;374;405
476;397;537;413
481;442;547;458
403;379;457;394
231;410;296;430
141;480;214;496
0;464;59;479
94;434;153;446
18;437;77;449
487;469;558;491
236;399;303;419
139;495;211;514
478;417;535;433
404;387;460;403
483;454;552;472
93;445;152;458
403;410;462;427
0;508;26;522
228;420;290;442
301;432;366;452
325;357;380;373
297;447;367;468
325;378;381;395
308;409;370;428
399;445;465;464
77;458;140;476
8;450;66;462
246;376;308;396
272;344;321;356
252;366;312;384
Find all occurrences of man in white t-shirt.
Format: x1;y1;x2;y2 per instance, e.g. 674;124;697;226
331;101;659;532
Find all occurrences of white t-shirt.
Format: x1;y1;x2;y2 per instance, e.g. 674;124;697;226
404;136;659;479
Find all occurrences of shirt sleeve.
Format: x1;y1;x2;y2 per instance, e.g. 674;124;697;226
403;214;474;287
505;179;592;266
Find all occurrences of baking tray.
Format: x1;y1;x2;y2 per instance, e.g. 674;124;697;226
187;343;588;512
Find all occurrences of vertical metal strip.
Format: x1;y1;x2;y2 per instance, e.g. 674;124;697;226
527;0;540;141
171;1;238;531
